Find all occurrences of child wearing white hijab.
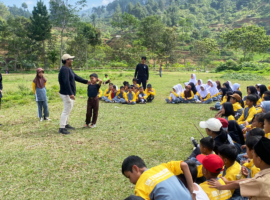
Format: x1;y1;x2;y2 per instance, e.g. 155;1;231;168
206;79;212;90
232;83;241;92
176;84;184;94
189;74;197;85
196;79;203;95
197;84;213;104
165;85;180;104
208;81;220;101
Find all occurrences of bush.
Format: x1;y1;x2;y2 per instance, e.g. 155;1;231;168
220;73;267;81
215;61;270;73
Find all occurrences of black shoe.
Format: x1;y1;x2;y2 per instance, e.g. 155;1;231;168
191;137;198;148
58;128;70;135
65;124;75;130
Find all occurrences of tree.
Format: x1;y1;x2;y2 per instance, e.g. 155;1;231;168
158;0;165;11
0;2;10;20
193;38;219;71
111;12;138;31
28;0;52;69
90;14;97;28
49;0;87;68
222;25;270;60
137;16;165;69
22;2;28;11
112;4;122;23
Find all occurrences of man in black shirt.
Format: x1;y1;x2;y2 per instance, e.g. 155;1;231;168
58;54;90;135
134;57;149;90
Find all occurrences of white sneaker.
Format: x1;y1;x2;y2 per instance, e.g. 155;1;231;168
90;124;96;128
196;100;201;103
44;118;51;121
40;118;43;122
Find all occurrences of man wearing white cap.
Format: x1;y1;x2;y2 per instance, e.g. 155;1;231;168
58;54;90;134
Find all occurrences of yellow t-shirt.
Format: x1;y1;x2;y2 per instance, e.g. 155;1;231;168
232;102;242;112
220;96;227;105
200;178;232;200
243;160;260;178
265;133;270;139
228;115;235;121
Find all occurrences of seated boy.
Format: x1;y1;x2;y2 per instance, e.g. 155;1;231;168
132;78;140;88
180;85;195;103
264;112;270;139
123;81;129;93
138;87;147;104
105;85;119;103
196;154;232;200
102;74;110;85
123;86;136;105
145;84;155;102
242;136;261;178
208;137;270;200
218;144;246;199
114;86;127;103
102;83;113;101
121;155;193;200
237;95;257;129
242;113;265;139
230;94;244;120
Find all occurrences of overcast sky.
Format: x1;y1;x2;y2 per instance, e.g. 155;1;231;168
1;0;113;11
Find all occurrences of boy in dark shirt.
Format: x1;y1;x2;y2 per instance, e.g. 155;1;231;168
84;73;102;128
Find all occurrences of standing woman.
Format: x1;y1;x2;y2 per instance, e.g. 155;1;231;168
32;68;50;122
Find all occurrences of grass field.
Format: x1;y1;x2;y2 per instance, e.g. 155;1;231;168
0;70;269;199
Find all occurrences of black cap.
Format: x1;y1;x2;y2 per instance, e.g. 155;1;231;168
147;84;152;88
254;137;270;165
90;73;98;78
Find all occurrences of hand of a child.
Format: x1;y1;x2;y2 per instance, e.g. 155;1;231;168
246;127;251;132
70;95;75;100
208;178;222;189
243;154;248;159
241;145;246;150
241;166;249;177
242;128;247;132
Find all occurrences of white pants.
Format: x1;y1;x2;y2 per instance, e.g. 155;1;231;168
60;94;74;128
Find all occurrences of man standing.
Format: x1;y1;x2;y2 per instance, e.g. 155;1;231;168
134;57;149;90
58;54;90;135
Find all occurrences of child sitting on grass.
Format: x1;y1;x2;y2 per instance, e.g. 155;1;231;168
32;68;50;122
123;81;129;93
215;102;235;121
211;88;228;110
138;87;147;104
263;112;270;139
145;84;155;102
180;85;195;103
105;85;119;103
208;81;220;101
197;85;213;104
121;155;193;200
230;94;243;120
208;137;270;200
114;86;127;103
242;113;265;138
196;154;232;200
218;144;246;200
166;85;180;104
132;78;140;88
237;95;257;129
102;83;113;101
123;86;136;105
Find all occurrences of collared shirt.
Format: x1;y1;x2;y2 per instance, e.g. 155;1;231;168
240;168;270;199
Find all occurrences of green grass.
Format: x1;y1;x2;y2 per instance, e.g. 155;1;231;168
0;71;269;199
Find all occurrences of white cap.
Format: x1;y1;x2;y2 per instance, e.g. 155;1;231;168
199;118;222;132
61;54;75;61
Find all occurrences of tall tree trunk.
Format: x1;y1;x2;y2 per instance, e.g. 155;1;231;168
42;40;46;70
59;30;64;69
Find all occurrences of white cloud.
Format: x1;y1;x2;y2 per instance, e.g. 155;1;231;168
25;1;34;5
101;0;113;5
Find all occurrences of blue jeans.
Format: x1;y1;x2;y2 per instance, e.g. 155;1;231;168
101;96;108;101
212;97;218;101
190;157;202;165
215;102;222;110
115;98;126;103
179;97;195;103
237;153;247;163
165;98;179;104
37;101;49;118
202;98;213;104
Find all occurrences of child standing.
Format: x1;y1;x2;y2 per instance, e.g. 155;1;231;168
32;68;50;122
84;73;102;128
138;87;147;104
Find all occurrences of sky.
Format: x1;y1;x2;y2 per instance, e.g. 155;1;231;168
1;0;114;11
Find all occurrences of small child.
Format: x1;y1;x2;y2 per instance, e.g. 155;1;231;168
165;85;180;104
84;73;102;128
123;86;136;105
237;95;257;129
102;83;113;101
196;154;232;200
218;144;246;199
145;84;155;102
121;155;193;200
230;93;243;120
105;85;119;103
32;68;50;122
197;85;213;104
132;78;140;88
212;88;228;110
102;74;110;85
215;102;235;121
114;86;127;103
242;113;265;138
138;87;147;104
123;81;129;93
264;112;270;139
208;81;220;101
180;85;195;103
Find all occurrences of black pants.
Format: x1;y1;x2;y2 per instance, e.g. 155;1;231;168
137;77;147;90
85;96;99;125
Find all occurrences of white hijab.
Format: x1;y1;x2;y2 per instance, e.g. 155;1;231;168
208;82;219;96
170;85;180;100
196;79;203;92
232;83;240;92
227;81;232;88
198;84;210;98
176;84;184;94
189;74;197;85
206;79;212;90
184;82;189;86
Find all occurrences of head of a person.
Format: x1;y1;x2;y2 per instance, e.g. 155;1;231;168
105;74;108;78
251;114;265;129
120;86;125;93
218;118;229;132
216;81;221;87
198;79;201;85
230;94;241;104
222;102;235;117
113;85;117;92
199;118;223;137
139;87;144;93
128;86;133;92
141;56;146;64
191;74;194;79
218;144;238;167
130;85;135;90
253;137;270;168
226;91;233;102
37;68;44;78
185;85;191;91
177;161;197;187
246;95;257;107
134;86;139;93
109;83;114;90
259;85;268;97
207;80;211;86
124;195;144;200
246;136;262;159
132;78;137;85
90;73;98;83
256;84;260;92
200;137;215;155
248;128;265;138
122;156;147;185
261;101;270;113
147;84;152;91
223;83;230;89
62;54;74;67
200;85;205;91
196;154;224;180
123;81;129;90
263;91;270;101
263;112;270;134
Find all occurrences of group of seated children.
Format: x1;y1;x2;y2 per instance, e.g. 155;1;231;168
100;78;155;105
122;115;270;200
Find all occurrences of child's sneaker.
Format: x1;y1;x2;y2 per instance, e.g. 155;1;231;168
83;124;90;128
196;100;201;103
191;137;198;148
40;118;43;122
90;124;96;128
44;117;51;121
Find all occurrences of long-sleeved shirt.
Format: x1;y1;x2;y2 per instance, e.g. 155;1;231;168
103;88;111;97
134;64;149;80
58;66;88;96
116;92;127;99
87;84;100;98
125;91;136;102
181;91;194;100
237;106;257;125
198;93;211;101
220;96;227;105
145;88;156;97
108;90;120;101
232;102;242;112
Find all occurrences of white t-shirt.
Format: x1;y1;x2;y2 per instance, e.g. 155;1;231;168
193;183;210;200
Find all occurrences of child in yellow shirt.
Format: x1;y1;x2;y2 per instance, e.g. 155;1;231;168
215;102;235;121
145;84;155;102
180;85;195;103
264;112;270;139
197;85;213;104
165;85;180;104
230;93;243;120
